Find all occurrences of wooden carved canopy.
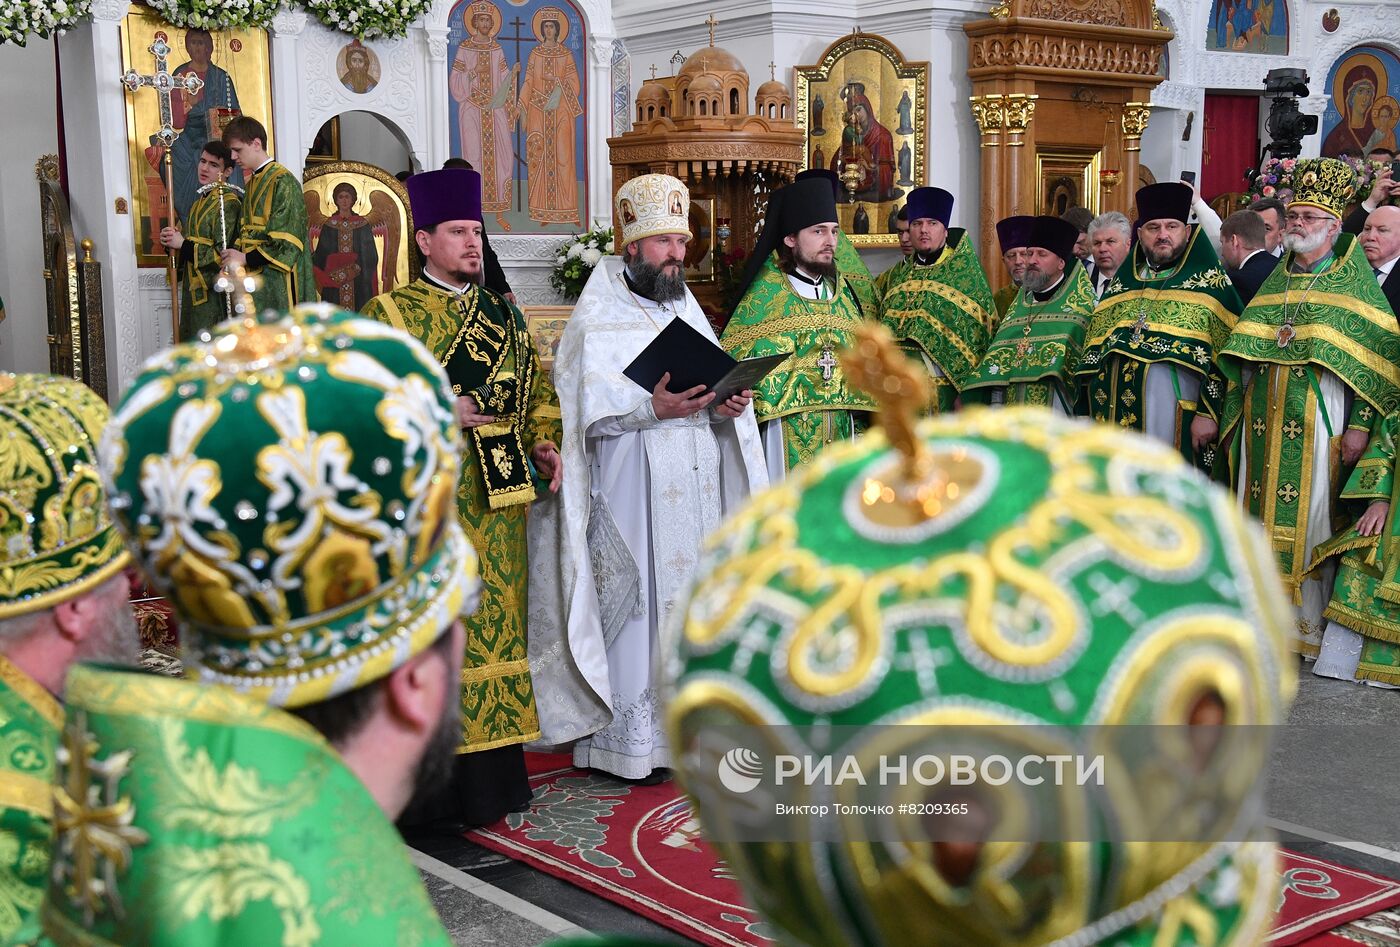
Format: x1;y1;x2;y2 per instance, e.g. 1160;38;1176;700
965;0;1171;286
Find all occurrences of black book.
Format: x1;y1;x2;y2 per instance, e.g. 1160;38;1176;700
623;317;791;404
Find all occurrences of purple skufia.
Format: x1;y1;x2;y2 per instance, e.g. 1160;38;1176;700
407;168;482;231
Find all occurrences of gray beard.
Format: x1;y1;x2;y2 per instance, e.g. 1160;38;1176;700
1020;268;1060;293
628;259;687;302
1284;229;1333;256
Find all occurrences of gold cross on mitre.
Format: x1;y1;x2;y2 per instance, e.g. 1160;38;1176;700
841;323;930;480
840;323;984;528
705;12;719;46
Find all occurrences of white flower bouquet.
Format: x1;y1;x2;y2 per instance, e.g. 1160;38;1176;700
303;0;428;40
550;226;613;300
1;0;90;46
146;0;278;30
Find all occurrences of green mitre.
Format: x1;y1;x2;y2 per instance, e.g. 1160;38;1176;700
0;373;129;618
1219;232;1400;420
99;302;479;709
668;394;1296;945
41;663;453;946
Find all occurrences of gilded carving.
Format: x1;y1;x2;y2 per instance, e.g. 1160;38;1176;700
969;94;1006;139
1121;102;1152;139
1003;93;1038;131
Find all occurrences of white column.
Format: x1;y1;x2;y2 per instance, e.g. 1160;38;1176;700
424;27;450;170
269;9;310;179
58;0;151;393
589;34;617;229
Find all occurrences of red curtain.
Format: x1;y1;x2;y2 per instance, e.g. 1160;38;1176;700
1202;94;1260;202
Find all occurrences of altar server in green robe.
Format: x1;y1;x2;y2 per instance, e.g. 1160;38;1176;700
220;115;315;311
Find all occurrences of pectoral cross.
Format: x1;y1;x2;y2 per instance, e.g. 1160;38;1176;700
1016;326;1034;358
122;35;204;345
705;12;719;46
817;346;838;382
1131;303;1148;343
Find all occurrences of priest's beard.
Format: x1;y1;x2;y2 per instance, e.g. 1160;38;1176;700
401;686;463;815
628;258;686;302
444;265;485;287
84;598;142;666
786;247;837;283
1284;229;1333;257
1143;242;1185;269
1020;267;1061;293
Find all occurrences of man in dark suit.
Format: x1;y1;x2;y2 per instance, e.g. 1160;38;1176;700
441;158;515;301
1219;209;1276;304
1361;204;1400;316
1343;163;1399;238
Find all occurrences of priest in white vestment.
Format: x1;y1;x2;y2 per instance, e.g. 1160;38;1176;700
527;174;768;781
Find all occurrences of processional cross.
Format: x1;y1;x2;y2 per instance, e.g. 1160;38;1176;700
121;35;203;344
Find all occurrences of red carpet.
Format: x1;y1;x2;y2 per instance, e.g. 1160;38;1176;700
468;754;1400;947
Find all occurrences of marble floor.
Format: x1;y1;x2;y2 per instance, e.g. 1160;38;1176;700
407;669;1400;946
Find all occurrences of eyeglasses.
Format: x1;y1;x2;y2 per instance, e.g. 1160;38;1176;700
1284;212;1335;225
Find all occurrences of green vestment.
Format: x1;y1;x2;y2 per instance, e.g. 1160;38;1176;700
0;656;59;946
1308;412;1400;684
39;664;452;946
1077;227;1241;473
363;278;560;751
179;186;241;340
834;231;880;318
233;161;315;313
1220;234;1400;634
960;265;1095;412
721;253;875;470
877;230;995;412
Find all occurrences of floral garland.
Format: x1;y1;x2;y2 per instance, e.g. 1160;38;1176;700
144;0;279;30
1248;156;1387;206
1;0;90;46
550;227;613;301
303;0;430;40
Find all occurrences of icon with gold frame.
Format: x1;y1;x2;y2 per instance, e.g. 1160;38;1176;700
795;32;929;248
119;4;274;266
302;161;420;313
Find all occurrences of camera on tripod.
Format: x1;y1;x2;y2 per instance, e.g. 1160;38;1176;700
1261;67;1318;161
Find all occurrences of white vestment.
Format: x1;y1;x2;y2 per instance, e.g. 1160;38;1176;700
526;258;768;778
